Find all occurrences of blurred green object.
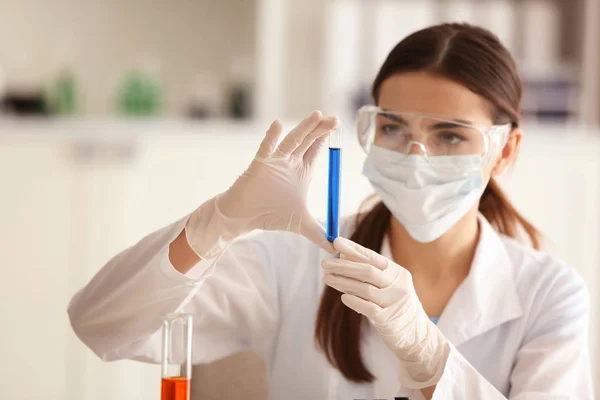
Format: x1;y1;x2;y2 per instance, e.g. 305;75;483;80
49;69;77;115
117;69;163;116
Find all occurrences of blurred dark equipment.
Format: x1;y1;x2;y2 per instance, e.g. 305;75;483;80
227;83;252;120
1;90;50;116
522;78;579;123
186;104;211;120
352;85;372;115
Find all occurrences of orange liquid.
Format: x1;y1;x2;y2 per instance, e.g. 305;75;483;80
161;377;189;400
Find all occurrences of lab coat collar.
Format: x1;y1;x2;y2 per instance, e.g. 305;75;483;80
380;213;523;347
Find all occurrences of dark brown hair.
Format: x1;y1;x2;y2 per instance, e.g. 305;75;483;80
314;23;541;383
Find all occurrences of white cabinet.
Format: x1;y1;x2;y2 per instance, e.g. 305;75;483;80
65;138;154;400
0;138;74;400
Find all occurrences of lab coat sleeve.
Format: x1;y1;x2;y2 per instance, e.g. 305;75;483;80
67;215;279;365
411;268;593;400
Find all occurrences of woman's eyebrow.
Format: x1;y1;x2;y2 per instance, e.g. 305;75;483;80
431;121;467;129
380;109;474;126
379;109;476;128
379;111;408;124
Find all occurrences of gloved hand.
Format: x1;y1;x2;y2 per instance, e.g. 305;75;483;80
322;236;451;389
186;111;339;260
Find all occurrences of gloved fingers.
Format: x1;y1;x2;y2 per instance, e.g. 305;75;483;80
333;236;389;270
340;293;381;319
274;110;322;157
292;116;339;159
300;216;336;254
255;119;283;159
324;273;389;307
321;258;390;288
303;135;327;167
371;293;419;331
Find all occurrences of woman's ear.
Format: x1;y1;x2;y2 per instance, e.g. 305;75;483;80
492;127;522;177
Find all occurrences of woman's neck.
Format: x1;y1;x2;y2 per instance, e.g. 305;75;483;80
388;208;480;285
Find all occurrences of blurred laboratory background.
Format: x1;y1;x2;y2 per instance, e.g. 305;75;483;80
1;0;599;399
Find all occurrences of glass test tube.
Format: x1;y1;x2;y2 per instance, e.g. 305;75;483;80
326;128;342;243
161;313;193;400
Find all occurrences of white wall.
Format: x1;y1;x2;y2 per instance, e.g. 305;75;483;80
0;0;255;116
0;120;598;399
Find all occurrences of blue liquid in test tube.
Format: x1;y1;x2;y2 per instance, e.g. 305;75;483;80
327;128;342;243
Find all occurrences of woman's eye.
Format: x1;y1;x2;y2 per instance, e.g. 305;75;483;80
380;124;404;136
438;131;466;144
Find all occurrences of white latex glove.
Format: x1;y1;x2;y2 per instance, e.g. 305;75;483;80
322;236;451;389
186;111;338;260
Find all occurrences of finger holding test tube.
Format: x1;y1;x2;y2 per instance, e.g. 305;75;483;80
327;127;342;243
161;313;193;400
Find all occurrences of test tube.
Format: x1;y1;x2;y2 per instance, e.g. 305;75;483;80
161;313;193;400
326;127;342;243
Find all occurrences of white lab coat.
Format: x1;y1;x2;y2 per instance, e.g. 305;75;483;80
68;213;593;399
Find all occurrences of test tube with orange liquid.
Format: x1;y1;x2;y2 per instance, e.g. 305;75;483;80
161;313;193;400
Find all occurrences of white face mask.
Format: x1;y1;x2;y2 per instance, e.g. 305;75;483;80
362;145;488;242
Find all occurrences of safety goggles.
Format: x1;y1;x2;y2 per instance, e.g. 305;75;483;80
356;105;512;166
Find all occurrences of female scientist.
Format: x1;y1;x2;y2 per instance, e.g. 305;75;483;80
68;23;592;399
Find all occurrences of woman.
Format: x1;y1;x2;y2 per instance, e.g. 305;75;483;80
68;23;592;399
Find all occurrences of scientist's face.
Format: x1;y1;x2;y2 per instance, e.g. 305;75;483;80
376;71;520;178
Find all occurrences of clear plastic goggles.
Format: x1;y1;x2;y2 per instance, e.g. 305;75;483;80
357;105;511;165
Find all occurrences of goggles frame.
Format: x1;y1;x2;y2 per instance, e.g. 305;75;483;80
356;105;512;165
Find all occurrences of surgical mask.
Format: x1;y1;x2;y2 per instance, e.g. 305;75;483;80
362;145;487;242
